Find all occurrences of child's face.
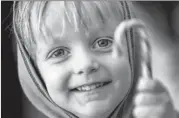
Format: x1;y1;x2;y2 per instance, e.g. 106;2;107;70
34;2;131;118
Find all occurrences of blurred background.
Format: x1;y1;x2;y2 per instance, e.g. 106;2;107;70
1;1;179;118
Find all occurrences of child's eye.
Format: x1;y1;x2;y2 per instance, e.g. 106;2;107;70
47;47;70;59
92;36;113;51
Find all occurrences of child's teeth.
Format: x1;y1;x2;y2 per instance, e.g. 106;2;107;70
81;86;86;90
85;86;90;91
76;83;106;91
77;87;82;91
90;85;96;89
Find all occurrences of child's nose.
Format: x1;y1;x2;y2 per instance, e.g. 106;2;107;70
73;61;99;75
72;49;100;75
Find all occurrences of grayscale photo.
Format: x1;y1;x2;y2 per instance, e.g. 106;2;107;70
2;1;179;118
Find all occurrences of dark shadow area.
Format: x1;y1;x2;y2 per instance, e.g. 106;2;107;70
1;1;22;118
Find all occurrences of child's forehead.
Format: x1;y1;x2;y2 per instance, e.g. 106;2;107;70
31;1;123;42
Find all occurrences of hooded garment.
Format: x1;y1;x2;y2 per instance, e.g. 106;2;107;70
15;1;140;118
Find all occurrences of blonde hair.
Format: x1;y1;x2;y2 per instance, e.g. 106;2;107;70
13;1;124;59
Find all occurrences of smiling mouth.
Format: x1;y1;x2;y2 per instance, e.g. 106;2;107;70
70;81;112;92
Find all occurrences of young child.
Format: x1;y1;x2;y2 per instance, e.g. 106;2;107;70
13;1;178;118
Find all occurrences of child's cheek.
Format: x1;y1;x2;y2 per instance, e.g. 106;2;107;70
114;59;131;85
38;62;71;92
100;54;131;88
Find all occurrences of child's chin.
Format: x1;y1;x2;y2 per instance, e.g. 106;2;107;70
77;101;113;117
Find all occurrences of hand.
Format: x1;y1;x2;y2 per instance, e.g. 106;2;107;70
133;77;178;118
